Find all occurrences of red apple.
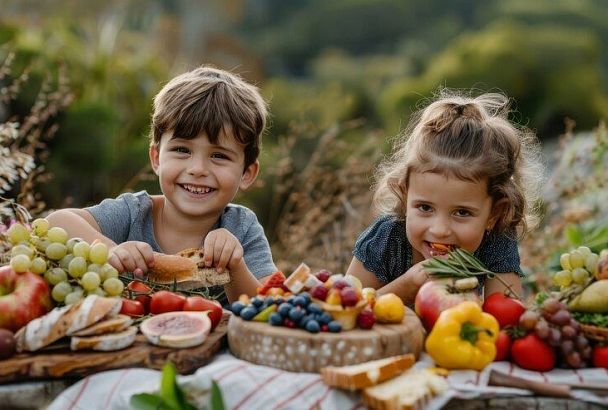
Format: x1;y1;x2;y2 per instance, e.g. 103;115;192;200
414;279;481;332
0;266;53;332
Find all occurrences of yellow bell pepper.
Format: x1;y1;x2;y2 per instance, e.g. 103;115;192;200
425;301;499;370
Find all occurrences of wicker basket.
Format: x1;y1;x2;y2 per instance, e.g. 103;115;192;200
580;324;608;342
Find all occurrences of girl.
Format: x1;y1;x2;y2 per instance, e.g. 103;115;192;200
346;90;544;305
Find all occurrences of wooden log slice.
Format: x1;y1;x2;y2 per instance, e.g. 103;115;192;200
228;307;424;373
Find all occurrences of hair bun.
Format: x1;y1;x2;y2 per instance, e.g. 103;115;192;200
424;102;483;133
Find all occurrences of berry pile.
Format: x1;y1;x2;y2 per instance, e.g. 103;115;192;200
230;292;344;333
519;297;591;368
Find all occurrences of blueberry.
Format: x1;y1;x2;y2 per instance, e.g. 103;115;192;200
289;307;305;322
293;296;308;307
299;314;313;328
318;312;333;325
305;320;321;333
328;320;342;333
240;306;258;320
274;297;285;305
230;301;245;315
269;312;284;326
307;303;323;315
278;303;292;317
300;292;311;304
286;295;297;305
251;297;264;308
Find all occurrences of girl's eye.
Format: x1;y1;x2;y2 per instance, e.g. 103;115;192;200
455;209;472;217
417;204;433;212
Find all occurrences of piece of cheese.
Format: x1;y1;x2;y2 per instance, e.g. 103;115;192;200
284;263;312;293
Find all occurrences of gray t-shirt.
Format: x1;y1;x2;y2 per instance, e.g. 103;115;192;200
86;191;276;304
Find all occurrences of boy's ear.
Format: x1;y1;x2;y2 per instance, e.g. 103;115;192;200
149;144;160;175
239;160;260;191
488;198;508;230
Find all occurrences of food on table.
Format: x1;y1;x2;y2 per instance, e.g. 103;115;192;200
283;263;321;294
494;330;511;362
149;290;186;314
120;298;146;318
510;333;556;372
482;292;526;328
126;280;152;313
0;329;16;360
182;296;223;329
568;280;608;313
71;326;137;351
372;293;405;324
592;345;608;369
71;314;133;337
140;311;211;348
320;354;415;390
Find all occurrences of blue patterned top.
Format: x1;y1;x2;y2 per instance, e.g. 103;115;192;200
353;215;522;284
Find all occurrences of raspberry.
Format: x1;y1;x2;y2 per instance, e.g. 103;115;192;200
357;308;376;329
310;285;329;301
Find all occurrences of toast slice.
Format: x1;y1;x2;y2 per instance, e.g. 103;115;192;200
71;314;133;336
71;326;138;351
321;355;416;391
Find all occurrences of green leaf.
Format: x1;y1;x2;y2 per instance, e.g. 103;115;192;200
130;393;171;410
160;362;183;410
564;224;583;246
210;380;226;410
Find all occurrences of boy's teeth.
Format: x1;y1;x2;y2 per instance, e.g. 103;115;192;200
183;184;212;194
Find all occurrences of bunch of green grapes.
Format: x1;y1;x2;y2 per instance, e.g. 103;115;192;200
5;219;124;305
553;246;599;289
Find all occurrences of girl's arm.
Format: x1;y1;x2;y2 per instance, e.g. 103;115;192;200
46;209;117;247
484;272;522;299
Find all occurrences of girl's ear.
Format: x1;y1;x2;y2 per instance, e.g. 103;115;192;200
488;198;509;230
149;144;160;175
239;160;260;191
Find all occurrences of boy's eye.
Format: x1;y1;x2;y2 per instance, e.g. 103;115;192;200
211;152;229;160
172;146;190;154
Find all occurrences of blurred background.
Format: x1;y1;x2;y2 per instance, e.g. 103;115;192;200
1;0;607;288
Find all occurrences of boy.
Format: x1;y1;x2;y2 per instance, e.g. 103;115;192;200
47;66;276;304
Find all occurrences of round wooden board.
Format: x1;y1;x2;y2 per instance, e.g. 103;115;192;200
228;307;425;373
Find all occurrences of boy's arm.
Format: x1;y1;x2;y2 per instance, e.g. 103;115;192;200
223;260;265;303
46;209;117;248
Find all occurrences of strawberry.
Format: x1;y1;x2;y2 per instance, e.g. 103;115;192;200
257;271;288;295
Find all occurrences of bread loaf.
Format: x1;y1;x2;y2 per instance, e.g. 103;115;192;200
321;354;415;390
71;314;133;336
71;326;137;351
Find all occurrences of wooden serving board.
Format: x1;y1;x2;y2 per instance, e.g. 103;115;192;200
0;312;230;384
228;307;425;373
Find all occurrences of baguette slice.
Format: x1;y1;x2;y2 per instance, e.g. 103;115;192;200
321;354;415;390
148;248;230;290
71;326;137;351
362;369;449;410
71;314;133;336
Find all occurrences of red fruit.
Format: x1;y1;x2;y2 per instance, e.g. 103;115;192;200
482;292;526;328
321;325;329;332
183;296;223;329
494;330;511;361
0;329;16;360
357;309;376;329
340;287;360;307
150;291;186;314
592;345;608;369
284;318;296;328
127;281;152;314
315;270;331;283
332;279;350;290
120;298;145;318
310;285;329;301
258;271;288;295
510;333;556;371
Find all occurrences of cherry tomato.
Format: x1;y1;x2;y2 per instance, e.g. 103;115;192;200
510;333;556;371
482;292;526;328
127;281;152;314
120;298;145;318
150;291;186;314
592;345;608;369
183;296;223;329
494;330;511;361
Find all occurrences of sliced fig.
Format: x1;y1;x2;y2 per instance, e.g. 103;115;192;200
140;311;211;348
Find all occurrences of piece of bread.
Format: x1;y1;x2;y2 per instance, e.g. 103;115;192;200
71;314;133;336
71;326;138;351
147;248;231;290
321;355;415;391
15;295;122;352
362;369;449;410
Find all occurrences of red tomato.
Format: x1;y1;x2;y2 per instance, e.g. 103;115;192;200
127;281;152;314
592;345;608;369
510;333;556;371
150;291;186;314
183;296;223;329
482;292;526;328
120;298;145;318
494;330;511;361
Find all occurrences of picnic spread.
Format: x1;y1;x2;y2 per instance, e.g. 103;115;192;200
1;221;608;409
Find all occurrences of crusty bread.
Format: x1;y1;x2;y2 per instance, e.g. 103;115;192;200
71;326;137;351
362;369;449;410
71;314;133;336
148;249;231;290
321;354;415;390
15;295;122;352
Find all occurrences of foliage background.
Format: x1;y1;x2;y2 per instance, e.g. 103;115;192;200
1;0;607;284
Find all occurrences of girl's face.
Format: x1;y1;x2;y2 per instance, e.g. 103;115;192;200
405;171;496;263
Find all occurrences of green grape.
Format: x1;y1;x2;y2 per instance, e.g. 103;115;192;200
51;282;72;302
81;272;101;291
68;256;88;278
87;287;106;297
7;223;30;245
99;264;119;281
103;277;124;296
45;243;67;260
34;237;52;253
66;237;83;253
10;254;32;272
59;254;76;270
72;241;90;259
87;263;103;274
46;268;68;285
11;244;35;259
576;246;592;258
47;227;68;244
30;257;47;274
64;289;84;305
553;270;573;287
585;253;599;275
89;242;109;264
569;251;585;269
31;218;50;237
571;267;589;285
559;253;572;271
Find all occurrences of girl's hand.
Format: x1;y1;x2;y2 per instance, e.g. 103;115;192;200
109;241;155;275
203;228;245;273
407;261;431;289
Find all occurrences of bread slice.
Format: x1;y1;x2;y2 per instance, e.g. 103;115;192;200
71;326;137;351
321;355;415;391
362;369;449;410
148;248;231;290
71;314;133;336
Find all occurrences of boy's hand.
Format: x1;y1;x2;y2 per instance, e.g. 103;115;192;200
203;228;244;273
109;241;155;275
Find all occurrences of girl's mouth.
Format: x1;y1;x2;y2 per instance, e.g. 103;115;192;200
180;184;216;196
426;241;455;257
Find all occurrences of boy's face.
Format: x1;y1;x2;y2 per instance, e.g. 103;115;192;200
149;129;258;220
405;171;496;263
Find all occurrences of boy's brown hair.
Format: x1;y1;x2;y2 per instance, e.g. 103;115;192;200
151;66;267;169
